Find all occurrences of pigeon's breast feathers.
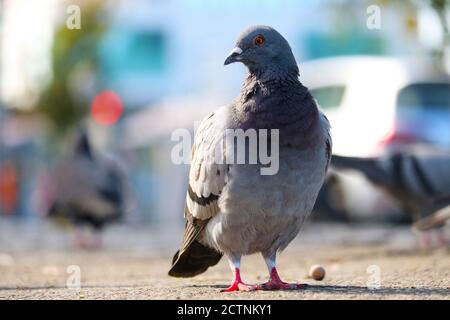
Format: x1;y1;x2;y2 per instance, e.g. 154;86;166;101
232;75;320;146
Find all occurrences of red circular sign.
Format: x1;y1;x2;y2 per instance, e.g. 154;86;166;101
91;91;123;126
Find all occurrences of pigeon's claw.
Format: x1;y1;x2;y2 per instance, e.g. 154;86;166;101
255;267;307;291
222;281;257;292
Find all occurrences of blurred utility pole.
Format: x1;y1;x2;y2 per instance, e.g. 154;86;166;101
0;0;4;156
0;0;4;107
429;0;450;72
373;0;450;73
0;0;5;143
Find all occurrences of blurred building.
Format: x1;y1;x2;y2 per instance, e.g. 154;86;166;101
96;0;428;107
0;0;436;109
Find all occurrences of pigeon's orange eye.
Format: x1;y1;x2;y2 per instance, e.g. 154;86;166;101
254;35;265;46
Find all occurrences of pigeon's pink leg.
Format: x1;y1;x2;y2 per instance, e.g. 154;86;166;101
86;232;102;250
74;228;89;249
437;230;449;247
222;268;257;292
418;232;431;249
74;228;102;250
222;256;257;292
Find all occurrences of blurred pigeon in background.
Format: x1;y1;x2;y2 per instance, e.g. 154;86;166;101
331;146;450;246
169;25;332;291
45;129;128;249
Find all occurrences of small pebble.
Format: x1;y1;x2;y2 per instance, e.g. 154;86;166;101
309;265;326;281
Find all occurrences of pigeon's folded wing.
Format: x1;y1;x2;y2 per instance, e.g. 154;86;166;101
182;106;230;247
169;107;230;277
320;112;332;171
186;108;230;221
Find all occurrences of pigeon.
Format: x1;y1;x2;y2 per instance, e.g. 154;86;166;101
168;25;332;291
331;148;450;220
46;129;127;248
331;147;450;246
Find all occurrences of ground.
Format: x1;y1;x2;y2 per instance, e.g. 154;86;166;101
0;221;449;300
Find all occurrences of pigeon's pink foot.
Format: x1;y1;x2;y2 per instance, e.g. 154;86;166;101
222;268;257;292
222;281;257;292
255;267;306;291
85;237;102;250
418;232;431;250
74;229;102;250
437;232;449;247
74;229;89;249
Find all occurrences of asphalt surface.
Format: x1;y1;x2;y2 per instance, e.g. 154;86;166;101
0;220;449;299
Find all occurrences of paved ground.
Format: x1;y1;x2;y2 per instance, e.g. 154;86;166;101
0;220;449;299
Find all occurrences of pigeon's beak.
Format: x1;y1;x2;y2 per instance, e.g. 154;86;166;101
224;47;243;65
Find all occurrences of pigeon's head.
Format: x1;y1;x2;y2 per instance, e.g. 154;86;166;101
74;128;93;159
224;25;298;78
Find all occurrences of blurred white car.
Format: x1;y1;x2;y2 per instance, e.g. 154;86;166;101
302;56;450;221
302;55;450;156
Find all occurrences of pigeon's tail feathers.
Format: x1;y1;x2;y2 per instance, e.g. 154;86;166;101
412;205;450;231
168;240;222;278
331;155;392;186
168;217;222;278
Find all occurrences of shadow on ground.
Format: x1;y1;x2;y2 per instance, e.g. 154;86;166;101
188;284;450;297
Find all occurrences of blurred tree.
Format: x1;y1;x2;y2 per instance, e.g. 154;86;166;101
36;1;106;134
375;0;450;72
326;0;450;73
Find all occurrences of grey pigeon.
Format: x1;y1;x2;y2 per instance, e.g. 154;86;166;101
169;26;332;291
47;129;127;248
331;147;450;246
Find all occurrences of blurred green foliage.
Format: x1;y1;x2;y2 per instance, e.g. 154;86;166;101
376;0;450;72
36;1;106;133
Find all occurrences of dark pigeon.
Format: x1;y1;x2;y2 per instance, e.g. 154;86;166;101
331;148;450;221
47;129;127;248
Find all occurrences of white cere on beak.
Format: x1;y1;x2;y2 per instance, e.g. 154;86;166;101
224;47;244;65
229;47;243;55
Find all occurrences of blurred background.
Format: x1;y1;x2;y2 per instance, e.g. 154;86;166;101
0;0;449;251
